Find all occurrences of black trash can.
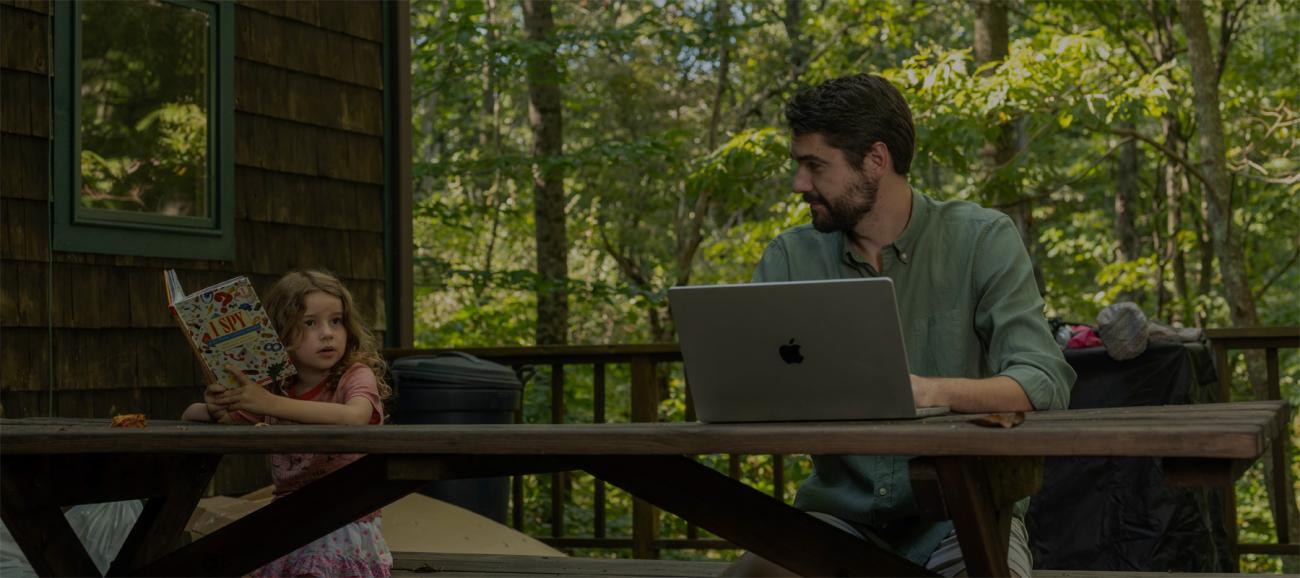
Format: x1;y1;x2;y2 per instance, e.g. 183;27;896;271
390;352;525;523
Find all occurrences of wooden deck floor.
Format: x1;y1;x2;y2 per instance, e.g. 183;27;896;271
392;552;725;577
390;552;1277;577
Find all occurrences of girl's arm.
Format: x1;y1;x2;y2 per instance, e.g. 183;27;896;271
247;395;375;425
213;367;376;425
182;400;258;425
182;402;212;422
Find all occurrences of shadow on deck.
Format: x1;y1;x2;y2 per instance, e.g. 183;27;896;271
391;552;1281;577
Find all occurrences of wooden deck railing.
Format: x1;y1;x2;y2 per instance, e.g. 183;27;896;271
384;326;1299;562
384;343;769;557
1203;327;1299;565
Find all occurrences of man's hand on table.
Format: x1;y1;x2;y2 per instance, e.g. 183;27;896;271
909;374;1034;413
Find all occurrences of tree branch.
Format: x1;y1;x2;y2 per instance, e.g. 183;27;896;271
1215;0;1252;84
1254;244;1300;302
728;21;853;130
597;219;649;289
1083;2;1151;73
1085;124;1219;199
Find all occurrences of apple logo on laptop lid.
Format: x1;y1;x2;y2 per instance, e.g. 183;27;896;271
778;338;804;364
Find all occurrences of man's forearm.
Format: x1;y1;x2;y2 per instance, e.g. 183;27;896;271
911;374;1033;413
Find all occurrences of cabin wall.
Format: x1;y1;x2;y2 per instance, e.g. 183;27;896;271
0;0;397;494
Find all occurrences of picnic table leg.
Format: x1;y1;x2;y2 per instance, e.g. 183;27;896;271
106;455;220;576
0;453;222;578
131;454;574;577
130;454;424;577
0;501;102;577
915;457;1041;578
580;454;936;577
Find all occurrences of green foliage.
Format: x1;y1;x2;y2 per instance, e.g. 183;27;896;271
411;0;1299;565
79;1;210;217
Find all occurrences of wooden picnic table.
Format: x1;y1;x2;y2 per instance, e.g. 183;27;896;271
0;399;1286;577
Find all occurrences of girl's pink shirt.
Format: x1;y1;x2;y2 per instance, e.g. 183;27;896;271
232;363;384;499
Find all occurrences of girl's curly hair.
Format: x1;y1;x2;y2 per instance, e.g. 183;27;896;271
263;269;390;401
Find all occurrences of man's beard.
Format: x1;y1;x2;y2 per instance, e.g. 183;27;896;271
807;173;879;234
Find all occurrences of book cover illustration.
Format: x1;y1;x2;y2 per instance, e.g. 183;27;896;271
165;270;296;389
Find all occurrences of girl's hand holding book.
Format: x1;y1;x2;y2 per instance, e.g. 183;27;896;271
213;366;282;416
203;381;230;421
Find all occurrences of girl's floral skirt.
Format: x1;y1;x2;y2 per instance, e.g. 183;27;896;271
251;518;391;578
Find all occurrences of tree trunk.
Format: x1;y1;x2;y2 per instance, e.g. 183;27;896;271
1196;195;1214;324
974;0;1013;190
1115;126;1141;264
477;0;504;302
675;0;732;288
1164;118;1195;326
1115;124;1143;305
417;0;451;200
974;0;1042;293
1179;1;1298;570
522;0;569;346
706;0;731;152
784;0;805;86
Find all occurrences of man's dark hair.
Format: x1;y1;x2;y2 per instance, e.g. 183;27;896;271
784;74;915;175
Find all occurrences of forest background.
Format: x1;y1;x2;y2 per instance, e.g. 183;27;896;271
409;0;1298;572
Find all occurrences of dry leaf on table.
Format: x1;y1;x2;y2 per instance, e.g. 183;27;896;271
110;413;147;428
969;412;1025;428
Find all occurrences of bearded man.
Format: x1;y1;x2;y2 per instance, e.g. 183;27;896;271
723;74;1075;577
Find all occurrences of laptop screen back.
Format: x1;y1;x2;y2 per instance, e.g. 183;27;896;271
669;278;919;423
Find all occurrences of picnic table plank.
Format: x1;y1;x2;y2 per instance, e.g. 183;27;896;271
0;400;1283;460
0;401;1284;578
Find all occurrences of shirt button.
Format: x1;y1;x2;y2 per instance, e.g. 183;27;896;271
878;487;889;496
900;252;909;262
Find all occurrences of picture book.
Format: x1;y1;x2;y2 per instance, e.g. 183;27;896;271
164;270;296;389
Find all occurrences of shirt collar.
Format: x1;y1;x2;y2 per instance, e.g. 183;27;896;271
890;188;930;264
839;188;929;266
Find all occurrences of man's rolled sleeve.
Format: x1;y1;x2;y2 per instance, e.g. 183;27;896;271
751;239;792;283
972;217;1075;410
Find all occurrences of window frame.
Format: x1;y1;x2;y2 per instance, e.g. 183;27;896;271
53;0;235;260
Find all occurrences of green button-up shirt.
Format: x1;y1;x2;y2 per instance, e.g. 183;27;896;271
752;189;1075;564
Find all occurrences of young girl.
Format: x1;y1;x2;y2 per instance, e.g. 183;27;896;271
182;270;394;578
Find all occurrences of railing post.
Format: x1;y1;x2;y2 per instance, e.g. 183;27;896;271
1213;343;1239;570
773;455;785;501
512;364;526;531
593;363;607;539
630;358;659;559
551;364;565;538
1264;348;1291;547
1205;329;1300;568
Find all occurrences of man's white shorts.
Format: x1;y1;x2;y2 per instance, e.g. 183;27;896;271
807;512;1033;578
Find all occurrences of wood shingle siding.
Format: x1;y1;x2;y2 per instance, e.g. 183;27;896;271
1;261;47;326
1;69;49;138
0;328;49;391
1;132;51;198
236;60;384;136
236;7;383;89
234;113;384;183
237;167;385;232
1;198;48;260
0;4;48;73
1;0;405;494
244;0;384;43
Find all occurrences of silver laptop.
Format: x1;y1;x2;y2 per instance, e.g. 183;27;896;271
668;278;948;423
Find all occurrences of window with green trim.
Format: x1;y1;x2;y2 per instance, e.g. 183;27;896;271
54;0;234;260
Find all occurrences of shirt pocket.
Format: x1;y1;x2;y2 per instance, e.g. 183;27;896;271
906;309;970;377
